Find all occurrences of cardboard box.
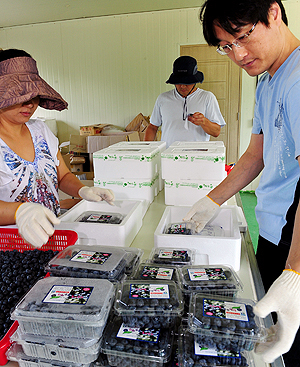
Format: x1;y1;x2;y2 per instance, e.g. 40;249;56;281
79;124;108;136
69;135;87;153
125;113;150;133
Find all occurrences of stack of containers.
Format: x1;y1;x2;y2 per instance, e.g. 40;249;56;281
99;246;186;367
93;142;163;205
9;276;116;366
111;141;167;191
161;141;227;206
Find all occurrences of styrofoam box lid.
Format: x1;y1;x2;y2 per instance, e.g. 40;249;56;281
7;343;92;367
114;279;184;316
188;293;267;342
112;141;167;153
93;145;160;159
178;265;243;293
11;277;115;323
149;247;196;265
46;244;127;277
11;329;100;351
131;262;180;282
178;327;255;367
101;315;173;364
169;141;225;148
161;143;225;160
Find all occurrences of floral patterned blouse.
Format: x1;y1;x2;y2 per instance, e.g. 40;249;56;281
0;119;60;215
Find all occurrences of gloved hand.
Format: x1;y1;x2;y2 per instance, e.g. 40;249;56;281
253;269;300;363
15;202;60;248
78;186;115;204
182;195;220;233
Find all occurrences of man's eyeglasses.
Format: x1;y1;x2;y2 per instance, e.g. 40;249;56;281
216;23;257;56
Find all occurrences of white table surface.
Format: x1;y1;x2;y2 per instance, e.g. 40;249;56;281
5;191;284;367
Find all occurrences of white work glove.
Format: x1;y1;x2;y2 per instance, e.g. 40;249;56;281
253;269;300;363
15;202;60;248
182;195;220;233
78;186;115;204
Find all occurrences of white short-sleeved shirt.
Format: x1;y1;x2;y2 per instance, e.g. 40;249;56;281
150;88;225;147
0;118;60;215
252;47;300;244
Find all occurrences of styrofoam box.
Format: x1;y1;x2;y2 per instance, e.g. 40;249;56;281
161;141;226;180
57;199;144;247
154;205;241;271
94;174;159;204
111;141;167;191
164;173;226;206
93;145;160;180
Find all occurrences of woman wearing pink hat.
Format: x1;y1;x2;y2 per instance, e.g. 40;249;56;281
0;49;114;248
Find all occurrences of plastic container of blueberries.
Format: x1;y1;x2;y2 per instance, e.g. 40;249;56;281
178;326;255;367
101;315;174;367
10;328;101;364
114;280;184;328
75;211;124;224
122;247;144;276
45;244;128;281
178;264;243;297
6;343;93;367
130;262;180;283
149;247;195;266
188;293;267;351
10;277;115;339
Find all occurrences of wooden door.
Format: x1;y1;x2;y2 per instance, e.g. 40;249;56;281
181;44;241;164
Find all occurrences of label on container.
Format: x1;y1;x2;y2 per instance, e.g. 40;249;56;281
141;266;174;280
158;250;187;260
194;340;241;358
129;284;170;299
167;223;189;234
188;268;227;281
203;298;248;321
43;285;93;304
71;250;112;265
117;323;160;343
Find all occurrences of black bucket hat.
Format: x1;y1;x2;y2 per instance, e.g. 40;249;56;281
166;56;204;85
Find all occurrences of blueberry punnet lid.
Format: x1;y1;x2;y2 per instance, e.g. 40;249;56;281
178;326;255;367
178;265;243;293
149;247;195;266
45;244;127;280
188;294;267;343
11;328;100;350
114;279;184;316
131;262;180;282
101;315;173;364
11;276;115;322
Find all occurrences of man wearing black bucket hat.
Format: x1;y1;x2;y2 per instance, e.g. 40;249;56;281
144;56;225;147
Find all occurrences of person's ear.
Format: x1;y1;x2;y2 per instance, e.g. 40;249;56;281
269;2;282;26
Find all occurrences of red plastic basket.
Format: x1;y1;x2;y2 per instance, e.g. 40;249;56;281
0;228;78;365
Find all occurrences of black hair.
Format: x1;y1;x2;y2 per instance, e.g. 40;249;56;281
200;0;288;46
0;49;32;62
